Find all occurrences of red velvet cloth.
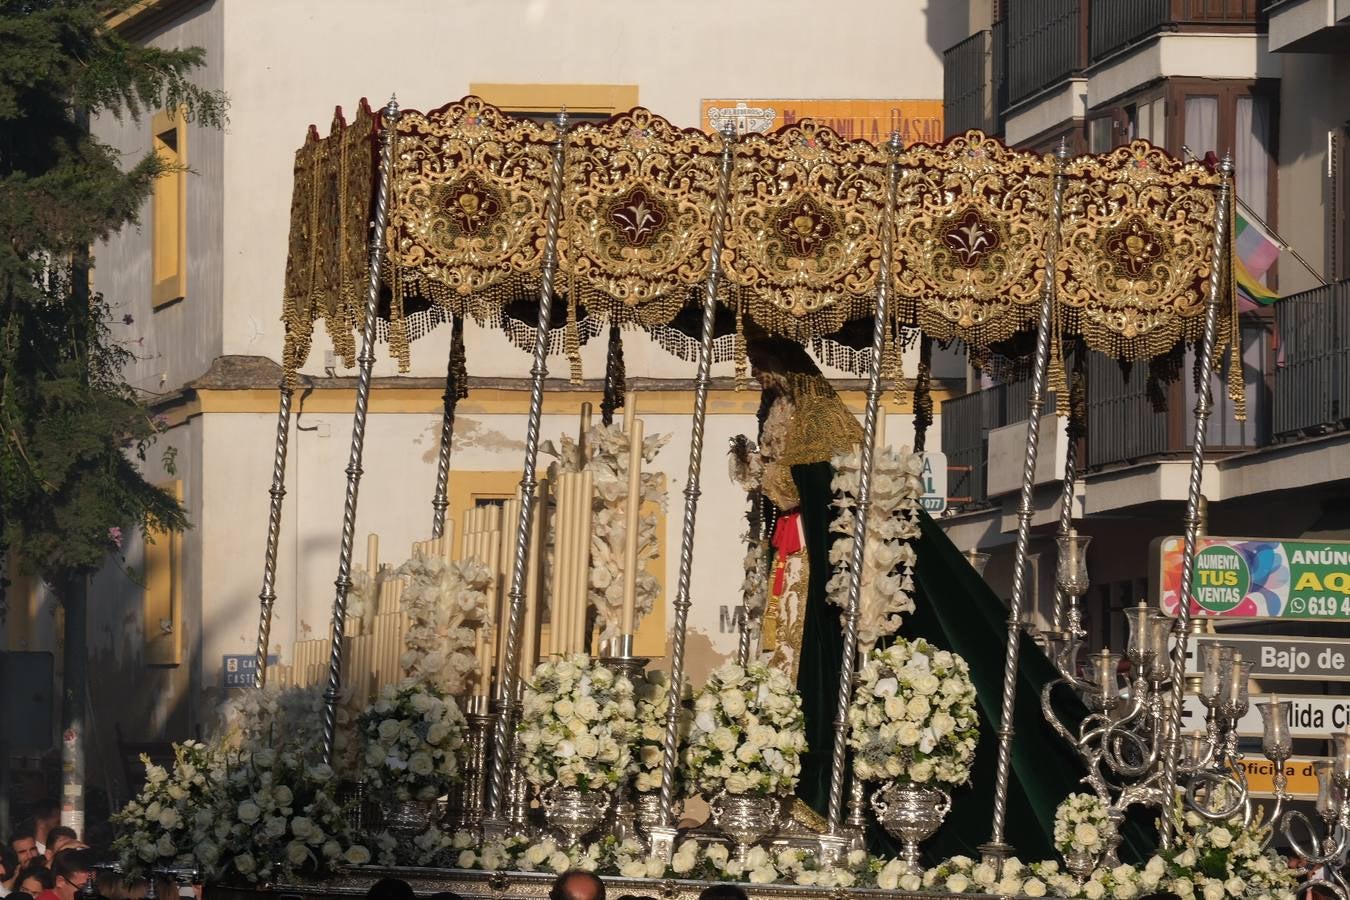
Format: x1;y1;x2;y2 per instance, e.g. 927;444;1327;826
770;510;805;596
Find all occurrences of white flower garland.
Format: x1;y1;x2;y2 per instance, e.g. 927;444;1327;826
396;554;492;696
544;424;669;642
518;654;637;790
684;662;805;797
827;446;924;651
358;680;466;800
1054;792;1111;859
848;638;978;785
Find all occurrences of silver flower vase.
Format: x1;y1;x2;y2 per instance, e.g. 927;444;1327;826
870;782;950;872
539;785;613;845
378;796;437;842
708;791;783;862
1064;847;1100;882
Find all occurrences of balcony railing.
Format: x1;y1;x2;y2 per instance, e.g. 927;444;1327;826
1006;0;1086;106
1085;354;1169;466
944;24;1008;136
1274;280;1350;437
945;30;993;136
1090;0;1263;61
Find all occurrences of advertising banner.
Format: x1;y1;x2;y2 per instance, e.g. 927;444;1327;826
1155;536;1350;619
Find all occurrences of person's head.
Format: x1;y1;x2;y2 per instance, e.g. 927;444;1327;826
95;871;139;900
51;848;93;900
1;845;19;886
697;886;749;900
17;864;54;896
30;802;60;840
10;822;39;867
745;335;822;387
364;878;414;900
549;870;605;900
43;828;78;863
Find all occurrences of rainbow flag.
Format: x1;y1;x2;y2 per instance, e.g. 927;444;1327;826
1234;210;1281;309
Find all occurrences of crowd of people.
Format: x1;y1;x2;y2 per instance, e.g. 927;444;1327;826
1;800;193;900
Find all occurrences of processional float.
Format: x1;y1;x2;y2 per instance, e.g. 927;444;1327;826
248;92;1325;877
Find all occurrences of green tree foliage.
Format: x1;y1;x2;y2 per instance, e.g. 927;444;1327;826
0;0;228;584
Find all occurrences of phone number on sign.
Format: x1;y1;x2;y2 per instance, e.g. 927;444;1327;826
1287;596;1350;617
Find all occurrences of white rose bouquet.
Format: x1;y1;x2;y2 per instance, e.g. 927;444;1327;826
1054;792;1111;860
1154;806;1298;900
518;654;638;790
359;680;466;800
847;638;978;785
111;740;221;878
684;663;806;797
396;554;493;695
827;447;923;652
196;748;369;884
631;669;690;793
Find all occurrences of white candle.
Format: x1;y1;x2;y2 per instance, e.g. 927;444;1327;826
1067;528;1080;577
620;418;644;642
575;470;594;654
521;485;544;676
367;533;379;574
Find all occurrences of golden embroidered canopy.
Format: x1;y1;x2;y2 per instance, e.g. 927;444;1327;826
278;96;1234;395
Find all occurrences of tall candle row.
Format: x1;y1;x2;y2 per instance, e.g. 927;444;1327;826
550;470;595;656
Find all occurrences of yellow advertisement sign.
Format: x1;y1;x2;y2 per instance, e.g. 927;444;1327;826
702;99;943;146
1234;757;1324;798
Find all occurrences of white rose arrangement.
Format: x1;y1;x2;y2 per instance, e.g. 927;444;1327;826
847;638;978;785
111;740;221;879
396;554;493;695
359;680;466;800
544;424;669;643
1054;792;1111;860
517;654;637;790
631;669;690;793
196;748;369;884
219;682;349;766
827;446;923;651
684;662;806;798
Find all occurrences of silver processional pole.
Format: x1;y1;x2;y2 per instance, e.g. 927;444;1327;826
1157;153;1234;848
484;109;570;823
318;95;399;766
253;382;293;689
982;139;1070;867
821;133;904;853
647;126;737;863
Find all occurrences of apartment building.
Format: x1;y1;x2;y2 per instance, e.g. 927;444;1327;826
938;0;1350;651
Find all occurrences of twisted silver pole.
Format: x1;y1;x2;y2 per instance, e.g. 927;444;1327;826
826;133;903;837
431;315;466;539
319;96;399;766
983;139;1070;864
647;128;736;862
484;109;569;820
253;383;293;689
1159;154;1234;848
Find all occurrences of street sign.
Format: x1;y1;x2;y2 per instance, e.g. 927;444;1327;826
1154;536;1350;619
1234;757;1326;798
1184;634;1350;682
1182;694;1350;738
920;451;947;514
222;654;278;689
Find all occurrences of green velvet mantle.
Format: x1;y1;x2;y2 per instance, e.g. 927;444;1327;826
785;462;1155;864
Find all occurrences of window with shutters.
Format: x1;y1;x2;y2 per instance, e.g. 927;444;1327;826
151;110;186;308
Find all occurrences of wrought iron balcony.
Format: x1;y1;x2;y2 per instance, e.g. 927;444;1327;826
1274;280;1350;437
943;24;1008;136
1006;0;1087;107
1090;0;1263;62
